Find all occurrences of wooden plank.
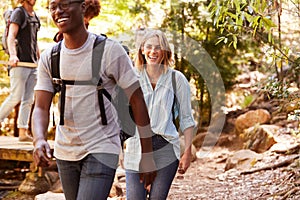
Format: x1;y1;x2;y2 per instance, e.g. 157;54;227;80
0;136;54;162
0;149;34;162
0;60;37;68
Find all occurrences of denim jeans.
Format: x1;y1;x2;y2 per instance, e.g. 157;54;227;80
126;135;179;200
0;67;36;129
56;153;119;200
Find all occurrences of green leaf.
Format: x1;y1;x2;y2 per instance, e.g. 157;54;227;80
261;0;267;11
226;11;236;19
234;0;240;13
244;12;253;22
261;17;276;28
268;32;272;43
215;37;225;45
233;35;238;49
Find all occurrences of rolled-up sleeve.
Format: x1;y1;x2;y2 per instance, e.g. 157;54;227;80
175;71;196;132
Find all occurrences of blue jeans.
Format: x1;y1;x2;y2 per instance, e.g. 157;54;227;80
0;67;36;129
56;153;119;200
126;135;179;200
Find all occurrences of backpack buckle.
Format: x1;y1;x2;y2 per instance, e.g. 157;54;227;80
97;85;104;90
52;78;62;85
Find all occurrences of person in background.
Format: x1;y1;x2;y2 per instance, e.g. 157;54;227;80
31;0;156;199
124;29;196;200
0;0;40;141
53;0;100;42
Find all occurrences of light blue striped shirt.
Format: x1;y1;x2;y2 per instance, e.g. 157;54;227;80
124;67;196;170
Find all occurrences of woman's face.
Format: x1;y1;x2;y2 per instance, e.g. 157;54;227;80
142;36;163;66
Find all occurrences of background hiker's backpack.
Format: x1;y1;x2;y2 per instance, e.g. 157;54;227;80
2;7;25;54
50;34;136;146
1;6;39;54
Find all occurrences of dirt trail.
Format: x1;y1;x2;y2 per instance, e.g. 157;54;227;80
168;144;300;200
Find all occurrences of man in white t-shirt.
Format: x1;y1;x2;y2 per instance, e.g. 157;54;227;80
31;0;156;199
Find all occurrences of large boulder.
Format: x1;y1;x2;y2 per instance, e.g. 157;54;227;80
18;172;50;195
225;149;263;171
235;109;271;133
241;124;278;153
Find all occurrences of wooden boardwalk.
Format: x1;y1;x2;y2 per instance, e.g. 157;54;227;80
0;136;54;162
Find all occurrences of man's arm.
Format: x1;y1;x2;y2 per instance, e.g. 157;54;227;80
124;82;157;188
7;23;19;67
32;90;53;167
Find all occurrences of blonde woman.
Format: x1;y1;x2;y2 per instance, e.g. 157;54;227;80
124;29;196;200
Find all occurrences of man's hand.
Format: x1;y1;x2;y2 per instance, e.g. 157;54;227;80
9;55;19;67
139;153;157;189
33;139;52;167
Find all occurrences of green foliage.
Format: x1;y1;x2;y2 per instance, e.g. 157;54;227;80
161;1;251;89
207;0;300;86
240;95;254;109
98;0;162;36
257;76;290;99
160;1;231;127
208;0;276;48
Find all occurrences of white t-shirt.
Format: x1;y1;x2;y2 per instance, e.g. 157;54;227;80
35;33;138;161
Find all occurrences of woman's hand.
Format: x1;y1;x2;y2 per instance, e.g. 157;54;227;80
178;150;192;174
178;126;194;174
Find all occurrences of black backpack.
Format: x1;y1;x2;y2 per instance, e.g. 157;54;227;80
2;6;40;54
50;34;136;145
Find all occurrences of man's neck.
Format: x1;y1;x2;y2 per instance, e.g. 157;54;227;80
22;3;34;16
63;30;89;49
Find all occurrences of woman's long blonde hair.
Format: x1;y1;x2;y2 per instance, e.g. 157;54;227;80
134;29;174;73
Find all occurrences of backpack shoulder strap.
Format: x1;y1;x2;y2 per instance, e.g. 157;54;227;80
34;12;41;29
171;70;178;130
172;70;177;106
91;34;107;83
50;41;63;125
172;70;176;94
91;34;109;125
51;41;62;80
16;6;28;29
92;35;109;125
